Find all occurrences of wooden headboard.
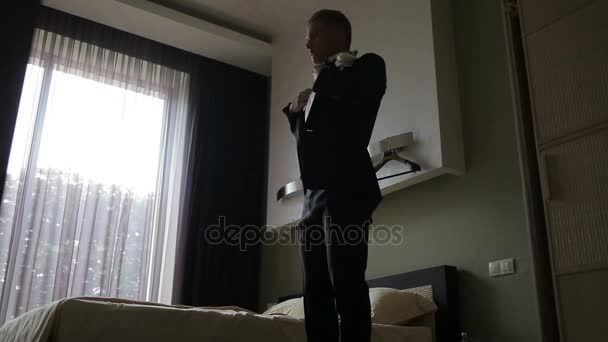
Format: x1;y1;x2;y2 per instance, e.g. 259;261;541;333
278;265;460;342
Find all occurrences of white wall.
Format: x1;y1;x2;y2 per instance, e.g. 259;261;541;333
267;0;463;228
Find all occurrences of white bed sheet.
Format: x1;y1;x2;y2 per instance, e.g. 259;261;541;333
0;297;432;342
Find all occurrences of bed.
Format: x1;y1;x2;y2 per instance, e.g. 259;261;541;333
0;265;458;342
278;265;460;342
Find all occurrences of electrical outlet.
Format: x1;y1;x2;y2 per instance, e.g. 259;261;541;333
489;258;515;277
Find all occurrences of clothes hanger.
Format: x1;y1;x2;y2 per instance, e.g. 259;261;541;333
277;132;422;201
374;149;421;181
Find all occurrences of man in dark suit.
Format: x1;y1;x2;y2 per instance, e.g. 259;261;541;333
282;9;386;342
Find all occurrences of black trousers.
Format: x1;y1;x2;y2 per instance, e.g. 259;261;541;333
298;188;372;342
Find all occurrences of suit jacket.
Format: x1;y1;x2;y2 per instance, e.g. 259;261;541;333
283;53;387;222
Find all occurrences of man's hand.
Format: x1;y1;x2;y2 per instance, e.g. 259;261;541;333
289;88;313;113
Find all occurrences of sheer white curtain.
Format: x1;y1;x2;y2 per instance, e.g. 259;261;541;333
0;26;191;323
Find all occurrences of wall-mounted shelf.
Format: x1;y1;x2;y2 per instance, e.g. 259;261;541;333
276;132;419;201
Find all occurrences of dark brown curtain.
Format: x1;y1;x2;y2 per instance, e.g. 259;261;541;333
0;0;40;201
173;59;269;312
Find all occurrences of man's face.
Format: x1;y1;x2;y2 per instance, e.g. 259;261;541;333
306;21;341;65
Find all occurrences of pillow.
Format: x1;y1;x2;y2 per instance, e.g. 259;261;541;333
263;286;437;325
263;297;305;319
369;287;437;325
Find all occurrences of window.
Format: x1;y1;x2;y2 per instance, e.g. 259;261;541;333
0;28;191;322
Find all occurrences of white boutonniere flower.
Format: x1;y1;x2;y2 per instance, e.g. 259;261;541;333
335;50;358;70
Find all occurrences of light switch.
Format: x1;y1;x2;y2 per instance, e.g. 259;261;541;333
500;258;515;275
489;261;501;277
489;258;516;277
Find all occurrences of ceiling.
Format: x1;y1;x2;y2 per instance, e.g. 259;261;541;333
149;0;325;42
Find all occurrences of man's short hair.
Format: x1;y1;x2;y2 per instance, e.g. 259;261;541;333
308;9;352;47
